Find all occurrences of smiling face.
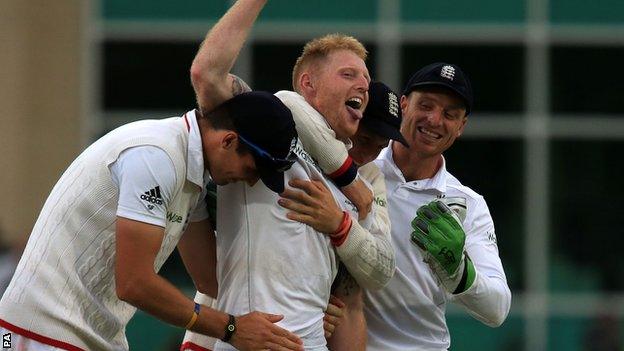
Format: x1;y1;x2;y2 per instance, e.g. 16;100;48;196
299;49;370;140
400;87;467;158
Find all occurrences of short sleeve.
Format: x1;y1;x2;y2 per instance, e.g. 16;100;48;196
110;146;177;228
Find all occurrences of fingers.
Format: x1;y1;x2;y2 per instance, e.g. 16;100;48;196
329;295;346;308
280;188;315;207
285;211;315;227
279;197;313;216
266;321;303;350
262;313;284;323
323;320;335;338
273;329;304;350
289;179;327;196
325;303;344;319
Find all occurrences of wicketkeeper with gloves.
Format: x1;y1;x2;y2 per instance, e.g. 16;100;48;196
363;63;512;351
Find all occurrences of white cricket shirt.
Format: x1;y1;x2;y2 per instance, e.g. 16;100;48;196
213;142;358;351
0;111;209;350
364;144;511;351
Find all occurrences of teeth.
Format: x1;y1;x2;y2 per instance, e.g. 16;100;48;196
419;127;441;138
346;97;362;109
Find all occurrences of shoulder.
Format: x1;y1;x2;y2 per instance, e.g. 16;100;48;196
445;171;483;203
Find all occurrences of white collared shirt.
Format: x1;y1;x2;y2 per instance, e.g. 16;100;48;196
364;144;511;351
110;110;209;227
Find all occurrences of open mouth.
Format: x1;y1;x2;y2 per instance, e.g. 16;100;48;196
345;97;363;120
345;97;363;109
418;127;442;139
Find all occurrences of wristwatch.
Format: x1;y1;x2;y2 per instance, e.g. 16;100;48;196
222;314;236;342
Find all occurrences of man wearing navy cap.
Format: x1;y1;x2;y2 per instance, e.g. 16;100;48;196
363;63;512;350
0;89;304;351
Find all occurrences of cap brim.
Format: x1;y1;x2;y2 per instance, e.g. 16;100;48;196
361;117;410;148
405;81;471;115
254;155;286;193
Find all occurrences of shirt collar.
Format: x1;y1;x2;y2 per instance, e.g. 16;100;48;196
377;141;448;193
185;110;207;190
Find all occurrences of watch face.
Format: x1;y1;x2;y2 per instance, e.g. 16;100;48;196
228;325;235;332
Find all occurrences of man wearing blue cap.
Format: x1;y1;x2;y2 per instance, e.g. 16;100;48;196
0;36;303;351
362;63;512;350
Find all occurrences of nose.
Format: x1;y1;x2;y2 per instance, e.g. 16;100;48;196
426;109;443;127
355;74;368;93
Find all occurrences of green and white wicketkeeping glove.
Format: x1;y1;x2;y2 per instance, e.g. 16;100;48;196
410;200;476;294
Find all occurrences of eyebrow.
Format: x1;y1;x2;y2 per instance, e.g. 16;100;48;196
340;66;370;82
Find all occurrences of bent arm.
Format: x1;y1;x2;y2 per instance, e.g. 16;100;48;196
177;218;218;298
335;164;395;290
275;91;373;218
449;201;512;327
115;217;230;337
190;0;264;112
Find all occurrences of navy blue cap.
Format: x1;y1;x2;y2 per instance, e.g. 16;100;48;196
220;91;298;193
403;63;473;115
362;81;409;147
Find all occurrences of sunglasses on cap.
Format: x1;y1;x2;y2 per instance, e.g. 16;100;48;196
238;135;298;172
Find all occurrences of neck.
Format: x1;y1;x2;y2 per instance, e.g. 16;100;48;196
391;142;443;181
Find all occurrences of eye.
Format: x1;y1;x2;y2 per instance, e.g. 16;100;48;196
419;102;433;111
444;111;461;120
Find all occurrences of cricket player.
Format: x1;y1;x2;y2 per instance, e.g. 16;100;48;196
279;81;409;351
181;1;396;350
363;63;512;350
0;89;303;350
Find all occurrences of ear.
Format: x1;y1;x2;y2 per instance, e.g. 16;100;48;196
221;131;239;150
457;117;468;137
400;94;409;114
299;72;316;97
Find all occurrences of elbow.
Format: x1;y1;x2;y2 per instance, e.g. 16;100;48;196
483;311;508;328
196;280;218;299
482;288;512;328
357;266;396;291
115;274;147;306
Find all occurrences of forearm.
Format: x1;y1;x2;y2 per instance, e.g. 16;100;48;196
451;272;511;327
181;291;220;351
117;271;229;338
274;90;356;185
335;220;395;290
190;0;266;111
328;284;366;350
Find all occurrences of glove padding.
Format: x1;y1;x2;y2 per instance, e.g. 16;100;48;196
410;200;475;294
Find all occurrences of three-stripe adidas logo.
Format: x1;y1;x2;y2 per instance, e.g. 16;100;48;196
140;186;163;206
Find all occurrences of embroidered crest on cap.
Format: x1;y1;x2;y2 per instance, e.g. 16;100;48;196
388;92;399;118
440;65;455;80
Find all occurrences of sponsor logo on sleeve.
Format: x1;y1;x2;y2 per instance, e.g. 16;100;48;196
140;186;164;210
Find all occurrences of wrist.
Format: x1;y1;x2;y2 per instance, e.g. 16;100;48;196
330;211;352;247
453;256;476;294
185;303;201;330
221;314;236;343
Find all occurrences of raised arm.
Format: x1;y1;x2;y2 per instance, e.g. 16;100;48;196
275;90;373;220
190;0;264;112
